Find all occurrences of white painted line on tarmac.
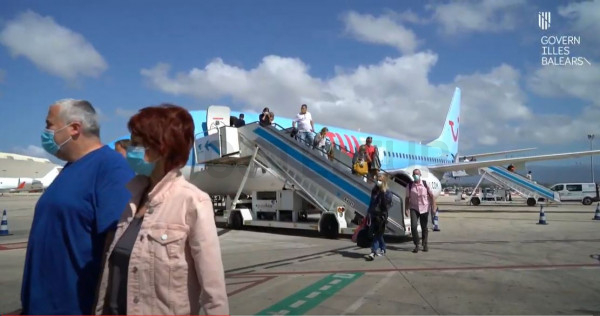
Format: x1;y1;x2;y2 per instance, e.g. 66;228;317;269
342;271;396;315
319;285;331;291
306;291;320;299
289;300;306;308
330;279;342;285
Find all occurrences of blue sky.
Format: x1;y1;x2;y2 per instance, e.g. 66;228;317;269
0;0;599;169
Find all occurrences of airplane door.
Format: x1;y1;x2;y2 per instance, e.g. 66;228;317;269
206;105;231;135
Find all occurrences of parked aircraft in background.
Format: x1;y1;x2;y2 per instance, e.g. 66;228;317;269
0;166;62;193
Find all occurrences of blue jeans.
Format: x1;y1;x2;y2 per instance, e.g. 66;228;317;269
298;131;314;146
371;234;386;253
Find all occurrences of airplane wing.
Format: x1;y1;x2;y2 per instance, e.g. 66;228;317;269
429;149;600;174
457;147;536;160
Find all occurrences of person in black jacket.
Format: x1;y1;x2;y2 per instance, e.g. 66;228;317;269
365;174;393;261
259;107;271;127
234;114;246;127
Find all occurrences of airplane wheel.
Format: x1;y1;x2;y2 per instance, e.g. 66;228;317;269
319;213;339;239
230;211;243;230
527;198;537;207
471;197;481;206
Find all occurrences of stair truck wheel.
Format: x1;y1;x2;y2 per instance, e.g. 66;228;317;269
319;213;339;239
527;197;537;207
230;211;243;230
471;197;481;206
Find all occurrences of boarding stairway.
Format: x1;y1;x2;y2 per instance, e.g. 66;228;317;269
469;165;560;206
193;120;409;237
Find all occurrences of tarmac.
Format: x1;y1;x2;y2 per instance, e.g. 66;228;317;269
1;193;600;315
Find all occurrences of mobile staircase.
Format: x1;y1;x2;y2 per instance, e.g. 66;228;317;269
192;106;411;239
468;165;560;206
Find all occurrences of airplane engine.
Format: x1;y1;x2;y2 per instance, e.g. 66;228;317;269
388;165;442;198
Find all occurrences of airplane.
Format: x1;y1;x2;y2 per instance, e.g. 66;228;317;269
109;87;600;200
0;166;62;193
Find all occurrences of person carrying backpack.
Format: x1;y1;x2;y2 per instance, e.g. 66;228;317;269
365;174;393;261
405;169;437;253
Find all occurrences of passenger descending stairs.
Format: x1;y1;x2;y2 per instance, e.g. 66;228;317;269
473;165;560;205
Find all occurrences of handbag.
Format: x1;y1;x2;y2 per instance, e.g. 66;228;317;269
355;216;374;248
353;160;368;175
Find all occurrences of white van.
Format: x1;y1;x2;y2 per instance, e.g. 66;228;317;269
549;183;598;205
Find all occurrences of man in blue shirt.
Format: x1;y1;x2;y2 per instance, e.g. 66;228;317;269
21;99;134;315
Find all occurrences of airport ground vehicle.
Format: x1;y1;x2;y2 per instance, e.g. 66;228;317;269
549;183;599;205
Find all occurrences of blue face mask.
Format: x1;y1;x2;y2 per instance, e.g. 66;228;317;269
41;125;72;156
126;146;156;176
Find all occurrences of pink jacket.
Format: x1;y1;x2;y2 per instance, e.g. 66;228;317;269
94;170;229;315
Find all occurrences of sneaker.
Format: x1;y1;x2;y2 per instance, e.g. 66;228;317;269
365;252;375;261
377;250;386;256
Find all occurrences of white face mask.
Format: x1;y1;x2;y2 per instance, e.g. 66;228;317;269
377;180;383;187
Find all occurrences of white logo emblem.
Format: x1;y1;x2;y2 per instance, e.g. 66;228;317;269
538;12;551;30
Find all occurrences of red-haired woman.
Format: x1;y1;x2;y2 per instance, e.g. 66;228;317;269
93;104;229;315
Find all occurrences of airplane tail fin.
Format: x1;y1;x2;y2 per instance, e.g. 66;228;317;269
38;166;62;188
427;87;461;160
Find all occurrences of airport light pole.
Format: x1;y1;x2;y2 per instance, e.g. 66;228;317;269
588;134;595;184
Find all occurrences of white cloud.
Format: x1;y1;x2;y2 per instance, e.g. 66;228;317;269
428;0;526;34
385;9;428;25
558;0;600;49
0;10;107;81
140;53;545;151
341;11;420;54
141;56;324;109
527;62;600;104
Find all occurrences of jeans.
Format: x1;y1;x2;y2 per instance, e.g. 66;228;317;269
371;234;386;253
298;131;314;147
410;208;429;246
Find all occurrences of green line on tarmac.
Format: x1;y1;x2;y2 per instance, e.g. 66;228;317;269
255;272;364;316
